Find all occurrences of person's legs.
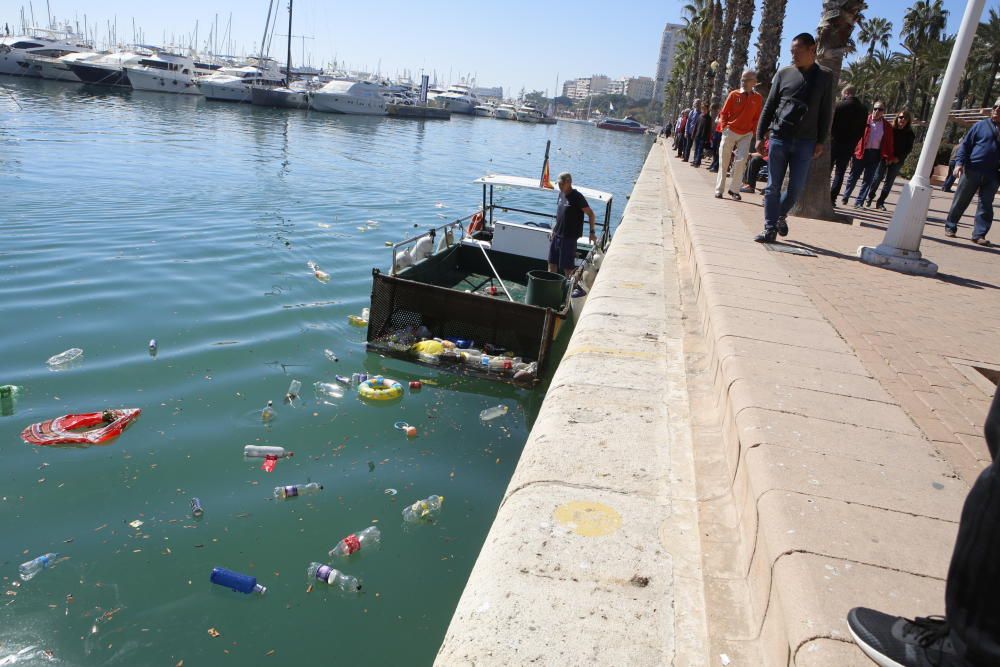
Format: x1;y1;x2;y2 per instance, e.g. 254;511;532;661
866;160;887;205
853;150;880;206
779;138;815;218
829;144;852;204
692;139;704;166
724;132;752;195
841;155;865;202
945;169;982;235
875;162;903;208
744;156;764;189
971;172;998;241
715;130;739;195
708;131;722;171
942;159;957;192
760;137;789;235
547;235;562;274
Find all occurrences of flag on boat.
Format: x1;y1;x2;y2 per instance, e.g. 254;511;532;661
609;101;615;112
540;140;554;189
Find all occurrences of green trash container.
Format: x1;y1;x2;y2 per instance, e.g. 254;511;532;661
525;270;567;309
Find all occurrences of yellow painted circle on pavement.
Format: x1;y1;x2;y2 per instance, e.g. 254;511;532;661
552;501;622;537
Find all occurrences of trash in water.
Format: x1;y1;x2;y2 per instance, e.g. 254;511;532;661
261;400;276;423
314;381;344;400
306;563;361;592
324;349;339;362
402;495;444;523
347;308;370;327
129;520;144;529
244;445;293;459
307;261;330;282
409;380;422;391
191;497;204;518
384;241;393;247
351;372;369;385
19;553;59;581
208;627;221;638
21;409;142;446
384;488;397;496
148;339;158;357
1;385;21;417
273;482;323;499
394;421;418;438
368;460;375;472
210;567;266;595
328;526;381;558
46;348;83;368
359;376;404;401
285;380;302;404
365;220;379;226
434;202;446;209
335;375;352;386
479;405;509;422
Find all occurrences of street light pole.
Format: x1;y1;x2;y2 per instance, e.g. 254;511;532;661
857;0;986;276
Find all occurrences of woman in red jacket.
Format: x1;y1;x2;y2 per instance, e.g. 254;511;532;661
838;101;894;209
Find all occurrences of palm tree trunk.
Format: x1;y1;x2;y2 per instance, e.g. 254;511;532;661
713;0;739;102
703;0;724;101
754;0;788;99
726;0;755;92
983;58;999;106
790;0;866;222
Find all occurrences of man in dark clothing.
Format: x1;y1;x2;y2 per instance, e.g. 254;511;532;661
754;32;835;243
682;100;702;162
849;385;1000;667
942;143;961;192
829;84;868;205
944;99;1000;246
548;172;596;277
691;101;717;168
840;101;894;208
866;110;915;210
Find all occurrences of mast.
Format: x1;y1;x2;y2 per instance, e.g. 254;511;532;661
285;0;293;86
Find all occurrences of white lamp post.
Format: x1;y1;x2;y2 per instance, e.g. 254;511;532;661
858;0;986;276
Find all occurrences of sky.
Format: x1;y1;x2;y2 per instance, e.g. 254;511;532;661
3;0;990;95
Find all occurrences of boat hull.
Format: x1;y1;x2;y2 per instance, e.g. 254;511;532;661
127;67;201;95
439;97;475;114
251;86;308;109
24;57;81;81
596;122;646;133
68;62;130;87
309;91;386;115
0;51;33;76
200;81;252;102
494;109;517;120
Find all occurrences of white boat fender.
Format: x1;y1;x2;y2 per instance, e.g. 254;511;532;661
411;235;434;262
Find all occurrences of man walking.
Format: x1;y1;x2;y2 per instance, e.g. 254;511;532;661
944;99;1000;246
691;101;717;168
840;101;894;209
829;85;868;205
548;172;596;277
753;33;834;243
714;70;763;200
682;100;701;162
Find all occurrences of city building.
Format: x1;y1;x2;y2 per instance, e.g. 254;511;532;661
588;75;610;96
626;76;654;102
473;86;503;102
606;79;626;96
653;22;685;103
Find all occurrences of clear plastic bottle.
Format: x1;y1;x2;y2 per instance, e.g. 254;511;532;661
19;553;58;581
46;348;82;367
244;445;293;459
148;339;158;357
402;495;444;523
210;567;266;595
314;381;344;399
286;380;302;402
261;400;276;422
273;482;323;499
479;405;509;422
328;526;381;558
324;349;339;362
307;563;361;592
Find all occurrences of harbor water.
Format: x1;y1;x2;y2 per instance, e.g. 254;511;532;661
0;78;652;666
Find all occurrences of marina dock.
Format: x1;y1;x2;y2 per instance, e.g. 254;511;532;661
386;103;451;120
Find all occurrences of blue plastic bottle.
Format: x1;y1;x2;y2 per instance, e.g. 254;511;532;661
210;567;266;595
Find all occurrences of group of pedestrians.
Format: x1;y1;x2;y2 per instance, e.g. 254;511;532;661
670;31;997;247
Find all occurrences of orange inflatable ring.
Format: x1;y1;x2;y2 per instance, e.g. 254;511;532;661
467;211;484;235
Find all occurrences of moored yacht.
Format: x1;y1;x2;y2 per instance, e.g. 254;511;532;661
22;50;99;81
436;83;478;114
125;51;209;95
198;60;284;102
474;102;496;117
250;80;311;109
494;102;518;120
0;28;93;76
308;79;387;115
515;102;543;123
67;50;146;87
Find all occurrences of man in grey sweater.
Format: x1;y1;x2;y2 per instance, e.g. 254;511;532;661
753;32;835;243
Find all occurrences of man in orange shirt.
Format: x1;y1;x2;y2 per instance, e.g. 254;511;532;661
714;71;763;200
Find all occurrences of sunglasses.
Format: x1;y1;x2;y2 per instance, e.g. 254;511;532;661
874;107;885;111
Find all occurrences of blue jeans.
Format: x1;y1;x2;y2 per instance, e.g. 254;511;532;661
692;138;706;166
763;136;815;231
946;168;998;240
871;161;904;207
942;159;958;191
842;149;881;204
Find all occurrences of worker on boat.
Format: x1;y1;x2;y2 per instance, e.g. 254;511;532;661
548;172;596;278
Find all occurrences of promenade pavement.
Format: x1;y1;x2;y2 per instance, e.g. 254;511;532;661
660;138;997;665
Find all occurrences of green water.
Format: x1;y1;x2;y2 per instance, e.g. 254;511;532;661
0;78;652;666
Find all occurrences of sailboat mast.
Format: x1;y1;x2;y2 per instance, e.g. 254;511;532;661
285;0;293;86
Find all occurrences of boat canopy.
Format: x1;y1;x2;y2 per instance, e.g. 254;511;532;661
473;174;613;203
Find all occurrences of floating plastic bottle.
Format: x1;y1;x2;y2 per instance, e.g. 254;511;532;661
307;261;330;282
335;375;352;386
210;567;266;595
274;482;323;499
394;421;418;438
348;307;370;327
328;526;381;558
244;445;293;459
19;553;58;581
307;563;361;592
324;349;339;362
314;382;344;399
148;339;158;357
191;497;204;518
261;400;276;423
285;380;302;403
479;405;509;422
402;495;444;523
46;348;82;367
1;385;20;417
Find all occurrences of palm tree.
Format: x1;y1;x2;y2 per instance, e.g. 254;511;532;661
703;0;724;102
979;8;1000;106
901;0;949;110
754;0;789;98
858;16;893;56
726;0;756;92
713;0;739;102
790;0;866;222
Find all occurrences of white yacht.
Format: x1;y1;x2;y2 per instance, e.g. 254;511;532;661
125;51;211;95
309;79;387;115
494;102;518;120
22;50;99;81
67;50;147;87
516;102;543;123
0;28;93;76
474;102;496;117
198;61;284;102
436;83;478;114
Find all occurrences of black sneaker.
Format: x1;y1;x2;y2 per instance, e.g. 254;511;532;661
728;190;742;201
754;230;777;243
777;216;789;237
847;608;968;667
841;196;850;205
945;229;957;238
876;204;888;211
